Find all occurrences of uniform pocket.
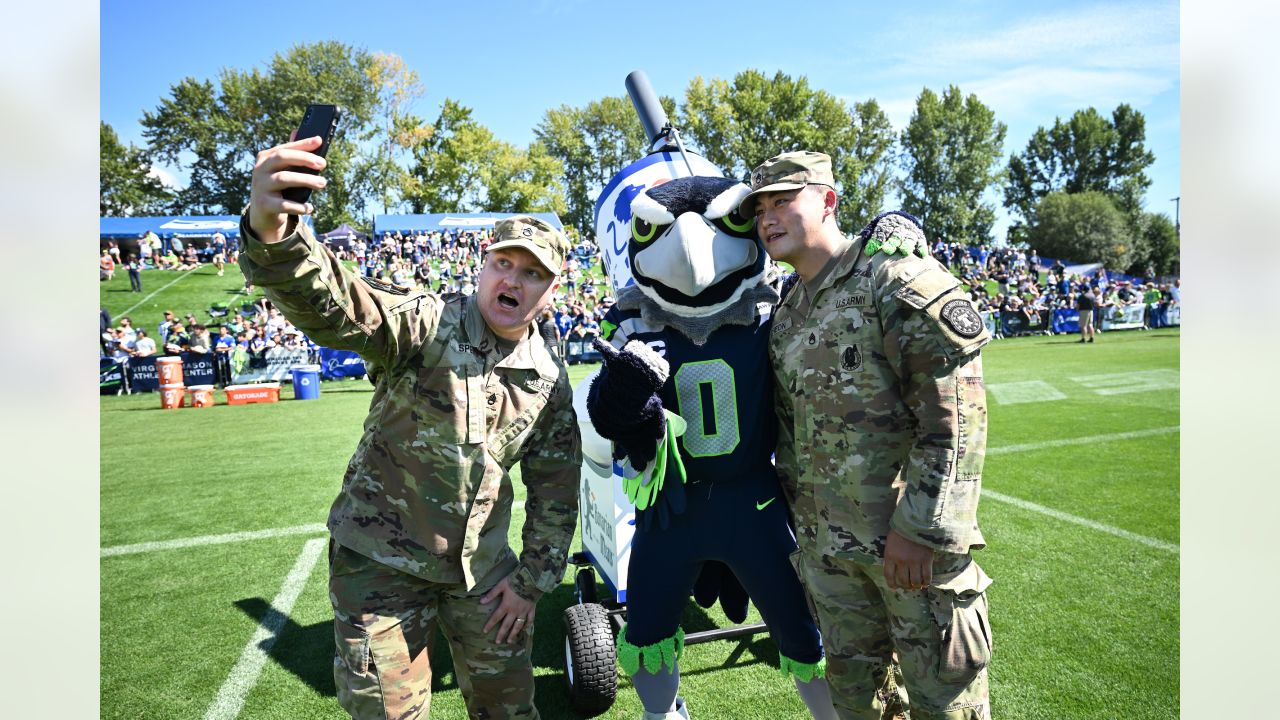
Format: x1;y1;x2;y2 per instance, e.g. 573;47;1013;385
335;616;432;720
333;619;380;717
928;561;993;686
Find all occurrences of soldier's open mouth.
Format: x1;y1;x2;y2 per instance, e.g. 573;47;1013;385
497;293;519;309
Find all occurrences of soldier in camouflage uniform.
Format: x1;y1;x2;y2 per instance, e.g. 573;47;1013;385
241;135;582;720
740;151;993;720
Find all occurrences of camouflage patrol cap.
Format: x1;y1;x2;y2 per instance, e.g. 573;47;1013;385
738;150;835;215
486;215;568;275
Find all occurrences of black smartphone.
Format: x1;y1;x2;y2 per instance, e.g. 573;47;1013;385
283;103;343;205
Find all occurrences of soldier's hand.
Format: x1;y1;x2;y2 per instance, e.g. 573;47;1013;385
248;134;328;244
884;529;934;591
480;576;536;644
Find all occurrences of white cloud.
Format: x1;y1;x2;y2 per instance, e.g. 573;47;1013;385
147;165;181;190
963;65;1175;120
917;3;1178;72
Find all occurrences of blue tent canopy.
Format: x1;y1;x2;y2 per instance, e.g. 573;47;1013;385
373;212;563;237
100;215;314;240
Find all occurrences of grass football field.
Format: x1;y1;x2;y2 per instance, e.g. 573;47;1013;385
100;267;1178;719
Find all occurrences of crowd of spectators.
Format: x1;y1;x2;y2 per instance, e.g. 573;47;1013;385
935;239;1181;337
100;299;323;384
105;225;1181;370
328;226;615;358
99;230;235;280
100;224;616;374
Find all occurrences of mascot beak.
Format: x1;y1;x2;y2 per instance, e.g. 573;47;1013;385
635;213;756;298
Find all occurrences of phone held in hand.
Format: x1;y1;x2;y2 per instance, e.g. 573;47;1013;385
283;103;343;205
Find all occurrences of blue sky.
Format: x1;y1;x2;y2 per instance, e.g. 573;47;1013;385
101;0;1180;237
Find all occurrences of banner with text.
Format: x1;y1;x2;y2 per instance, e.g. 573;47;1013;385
181;352;217;386
101;358;125;395
124;352;216;391
318;347;368;380
1052;309;1080;334
231;347;312;384
1102;303;1146;331
980;311;998;338
128;355;159;392
999;310;1048;336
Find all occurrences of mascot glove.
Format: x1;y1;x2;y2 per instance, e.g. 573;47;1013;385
587;339;670;471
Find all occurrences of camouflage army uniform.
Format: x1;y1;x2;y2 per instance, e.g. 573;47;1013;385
239;216;581;720
769;211;993;720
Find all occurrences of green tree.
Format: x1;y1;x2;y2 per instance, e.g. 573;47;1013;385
1129;211;1180;276
140;41;385;230
1028;191;1134;270
100;121;173;215
680;70;896;231
1005;105;1155;222
898;86;1007;245
535;95;674;233
404;99;487;213
483;140;567;215
358;52;428;217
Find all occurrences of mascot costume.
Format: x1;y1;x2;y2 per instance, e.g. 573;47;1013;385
581;73;837;720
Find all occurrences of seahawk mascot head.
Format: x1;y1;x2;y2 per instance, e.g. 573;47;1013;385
617;175;781;345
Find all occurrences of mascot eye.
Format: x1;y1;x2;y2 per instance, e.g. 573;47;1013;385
715;209;756;235
632;216;663;244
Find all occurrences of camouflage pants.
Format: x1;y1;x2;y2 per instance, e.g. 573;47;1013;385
797;549;993;720
329;541;538;720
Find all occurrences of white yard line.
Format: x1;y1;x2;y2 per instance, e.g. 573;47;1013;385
984;425;1179;553
101;524;327;557
117;268;199;317
204;537;327;720
102;502;527;557
983;489;1178;553
104;427;1181;560
988;426;1178;455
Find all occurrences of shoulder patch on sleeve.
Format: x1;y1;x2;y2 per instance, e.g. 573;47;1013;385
939;298;984;338
893;266;960;310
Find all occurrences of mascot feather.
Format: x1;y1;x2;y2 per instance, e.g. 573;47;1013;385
581;72;837;720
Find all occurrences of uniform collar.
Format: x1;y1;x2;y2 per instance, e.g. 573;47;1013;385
790;237;864;312
461;296;559;380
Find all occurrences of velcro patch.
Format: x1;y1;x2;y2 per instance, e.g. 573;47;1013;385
940;299;984;338
526;377;556;394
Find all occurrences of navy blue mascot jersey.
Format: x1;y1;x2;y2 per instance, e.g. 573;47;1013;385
600;304;776;484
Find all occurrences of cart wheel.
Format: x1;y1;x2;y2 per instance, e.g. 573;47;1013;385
574;567;598;605
562;603;617;716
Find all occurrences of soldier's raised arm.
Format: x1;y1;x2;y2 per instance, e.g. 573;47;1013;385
238;136;442;376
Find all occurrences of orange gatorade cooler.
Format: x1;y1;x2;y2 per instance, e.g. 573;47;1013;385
160;383;186;409
156;356;184;386
187;385;215;408
224;383;281;405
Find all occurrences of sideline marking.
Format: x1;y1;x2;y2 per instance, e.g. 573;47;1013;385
204;537;327;720
987;380;1067;405
985;425;1179;553
101;524;327;557
983;489;1178;554
988;426;1178;456
117;267;200;317
1069;369;1179;396
101;502;527;557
